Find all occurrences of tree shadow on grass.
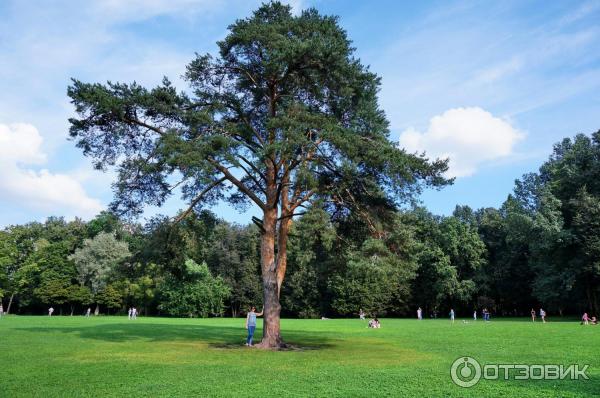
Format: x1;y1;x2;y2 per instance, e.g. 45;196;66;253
14;322;335;350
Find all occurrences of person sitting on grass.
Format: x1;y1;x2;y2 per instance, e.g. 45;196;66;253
591;316;597;325
245;306;263;346
368;318;381;328
582;313;589;325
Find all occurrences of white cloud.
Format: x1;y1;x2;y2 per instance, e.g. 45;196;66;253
283;0;306;15
0;123;104;219
399;107;524;178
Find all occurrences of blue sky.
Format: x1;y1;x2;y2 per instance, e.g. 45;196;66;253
1;0;599;227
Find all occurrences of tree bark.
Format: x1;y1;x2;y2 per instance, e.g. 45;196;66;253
94;303;100;316
276;217;291;297
257;207;284;348
6;293;15;314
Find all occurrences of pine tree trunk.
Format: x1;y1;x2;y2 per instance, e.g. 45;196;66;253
6;293;15;314
257;208;284;349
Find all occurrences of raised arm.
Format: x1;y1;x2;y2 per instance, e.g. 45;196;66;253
256;308;264;316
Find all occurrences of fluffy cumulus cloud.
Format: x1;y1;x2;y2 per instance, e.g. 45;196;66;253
0;123;103;218
399;107;524;178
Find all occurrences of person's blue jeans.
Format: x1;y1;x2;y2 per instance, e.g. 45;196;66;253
247;325;256;345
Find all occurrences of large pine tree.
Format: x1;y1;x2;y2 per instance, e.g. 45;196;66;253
68;2;448;348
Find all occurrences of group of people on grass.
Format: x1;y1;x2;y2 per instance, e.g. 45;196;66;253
368;318;381;328
45;306;138;318
416;307;491;323
358;309;381;328
530;308;547;323
128;307;138;320
581;313;598;325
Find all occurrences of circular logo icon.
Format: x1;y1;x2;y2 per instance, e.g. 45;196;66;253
450;356;482;388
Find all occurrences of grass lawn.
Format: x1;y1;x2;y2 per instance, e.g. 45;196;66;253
0;316;598;397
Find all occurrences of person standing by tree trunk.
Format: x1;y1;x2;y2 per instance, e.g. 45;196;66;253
245;306;263;347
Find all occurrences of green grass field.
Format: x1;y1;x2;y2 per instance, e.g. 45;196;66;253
0;316;597;397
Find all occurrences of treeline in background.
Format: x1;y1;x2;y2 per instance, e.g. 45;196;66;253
1;131;599;318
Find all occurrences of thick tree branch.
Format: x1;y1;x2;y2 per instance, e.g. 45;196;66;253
291;189;316;211
237;161;266;195
239;154;267;181
276;211;306;221
208;157;267;211
123;116;166;136
173;177;226;223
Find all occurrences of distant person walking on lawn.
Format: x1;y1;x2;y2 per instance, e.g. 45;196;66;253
86;307;91;317
540;308;546;323
359;309;366;320
473;310;477;321
450;309;455;323
245;306;263;347
48;307;54;316
417;307;422;320
483;308;490;322
0;304;4;318
582;312;589;325
531;308;536;322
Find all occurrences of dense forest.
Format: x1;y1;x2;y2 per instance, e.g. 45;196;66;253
1;130;599;318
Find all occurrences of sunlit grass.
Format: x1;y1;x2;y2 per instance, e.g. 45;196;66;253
1;316;597;397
